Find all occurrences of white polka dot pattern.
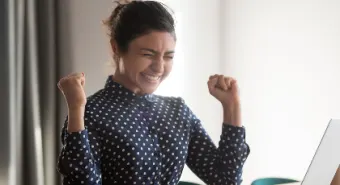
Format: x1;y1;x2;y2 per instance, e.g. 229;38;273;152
57;76;250;185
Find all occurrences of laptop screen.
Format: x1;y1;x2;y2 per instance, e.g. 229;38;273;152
301;119;340;185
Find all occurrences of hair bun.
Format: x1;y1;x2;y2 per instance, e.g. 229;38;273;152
117;0;135;5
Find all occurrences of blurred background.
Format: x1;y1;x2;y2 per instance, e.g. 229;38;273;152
1;0;340;185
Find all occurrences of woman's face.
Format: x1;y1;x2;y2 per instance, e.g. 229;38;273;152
113;31;176;95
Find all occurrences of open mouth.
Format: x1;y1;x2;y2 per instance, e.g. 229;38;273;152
141;73;161;83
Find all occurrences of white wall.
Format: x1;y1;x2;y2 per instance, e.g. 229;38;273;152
223;0;340;184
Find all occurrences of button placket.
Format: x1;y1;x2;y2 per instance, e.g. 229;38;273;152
140;99;163;182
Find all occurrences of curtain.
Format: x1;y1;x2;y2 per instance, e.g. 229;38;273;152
0;0;65;184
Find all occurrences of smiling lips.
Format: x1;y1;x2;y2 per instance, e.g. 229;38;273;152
141;73;161;83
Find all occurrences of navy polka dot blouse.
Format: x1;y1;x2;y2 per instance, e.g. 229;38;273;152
57;76;250;185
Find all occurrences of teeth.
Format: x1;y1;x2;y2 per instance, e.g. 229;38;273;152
143;74;160;81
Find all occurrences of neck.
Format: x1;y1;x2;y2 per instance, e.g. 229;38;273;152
112;71;144;95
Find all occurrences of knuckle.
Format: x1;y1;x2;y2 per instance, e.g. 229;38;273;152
59;78;66;86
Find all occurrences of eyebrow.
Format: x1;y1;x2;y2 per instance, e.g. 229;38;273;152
140;48;175;55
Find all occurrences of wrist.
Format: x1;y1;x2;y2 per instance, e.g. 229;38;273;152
68;107;85;115
68;104;85;111
67;107;85;133
222;103;242;127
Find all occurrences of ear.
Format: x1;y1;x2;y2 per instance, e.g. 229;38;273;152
110;39;119;56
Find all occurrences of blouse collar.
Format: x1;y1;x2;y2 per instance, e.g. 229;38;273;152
104;75;156;102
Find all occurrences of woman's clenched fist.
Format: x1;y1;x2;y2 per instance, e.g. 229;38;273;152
57;73;87;110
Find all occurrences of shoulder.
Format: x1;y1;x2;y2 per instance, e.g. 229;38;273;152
83;89;107;121
86;89;106;104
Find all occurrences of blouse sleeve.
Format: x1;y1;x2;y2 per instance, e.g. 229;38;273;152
57;115;103;185
184;102;250;185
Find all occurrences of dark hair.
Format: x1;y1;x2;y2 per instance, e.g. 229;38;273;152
104;0;176;54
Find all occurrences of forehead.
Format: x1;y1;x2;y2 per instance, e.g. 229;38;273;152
130;31;176;52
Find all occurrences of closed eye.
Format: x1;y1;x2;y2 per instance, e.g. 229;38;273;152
165;56;174;59
142;53;153;57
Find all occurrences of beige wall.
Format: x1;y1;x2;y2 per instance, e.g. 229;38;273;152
58;0;114;95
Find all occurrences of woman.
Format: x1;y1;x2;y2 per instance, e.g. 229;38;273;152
57;1;250;185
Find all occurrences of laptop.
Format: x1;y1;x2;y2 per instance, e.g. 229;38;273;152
282;119;340;185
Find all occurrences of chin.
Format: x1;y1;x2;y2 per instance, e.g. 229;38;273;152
137;74;163;94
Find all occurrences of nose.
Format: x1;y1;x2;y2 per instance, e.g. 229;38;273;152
151;57;164;73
